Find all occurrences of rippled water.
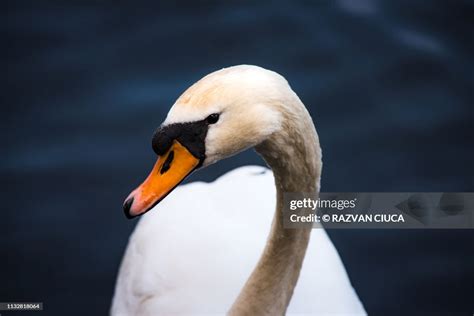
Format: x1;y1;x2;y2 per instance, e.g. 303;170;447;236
3;1;473;315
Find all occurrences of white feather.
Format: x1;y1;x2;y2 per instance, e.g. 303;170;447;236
111;166;366;315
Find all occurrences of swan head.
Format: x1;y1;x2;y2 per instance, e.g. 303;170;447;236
124;65;289;218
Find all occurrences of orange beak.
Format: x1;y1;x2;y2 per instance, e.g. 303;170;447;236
123;140;200;218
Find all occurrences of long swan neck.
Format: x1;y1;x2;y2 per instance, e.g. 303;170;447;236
228;97;322;315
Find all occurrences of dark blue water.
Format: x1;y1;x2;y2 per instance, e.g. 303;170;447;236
3;1;473;315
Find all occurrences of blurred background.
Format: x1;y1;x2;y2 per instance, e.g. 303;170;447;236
3;0;473;315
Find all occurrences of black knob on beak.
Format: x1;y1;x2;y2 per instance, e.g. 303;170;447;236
152;126;175;156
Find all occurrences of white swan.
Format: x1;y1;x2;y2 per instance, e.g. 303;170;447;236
111;65;366;315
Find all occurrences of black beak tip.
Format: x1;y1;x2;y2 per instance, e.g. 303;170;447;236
123;197;135;219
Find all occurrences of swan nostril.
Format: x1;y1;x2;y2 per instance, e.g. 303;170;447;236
123;197;134;219
160;150;174;174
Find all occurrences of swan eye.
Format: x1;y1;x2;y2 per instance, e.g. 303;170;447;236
206;113;219;124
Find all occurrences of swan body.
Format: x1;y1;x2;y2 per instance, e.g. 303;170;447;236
112;65;366;315
112;166;365;315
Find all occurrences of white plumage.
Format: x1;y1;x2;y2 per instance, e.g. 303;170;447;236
112;65;366;315
112;166;365;315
